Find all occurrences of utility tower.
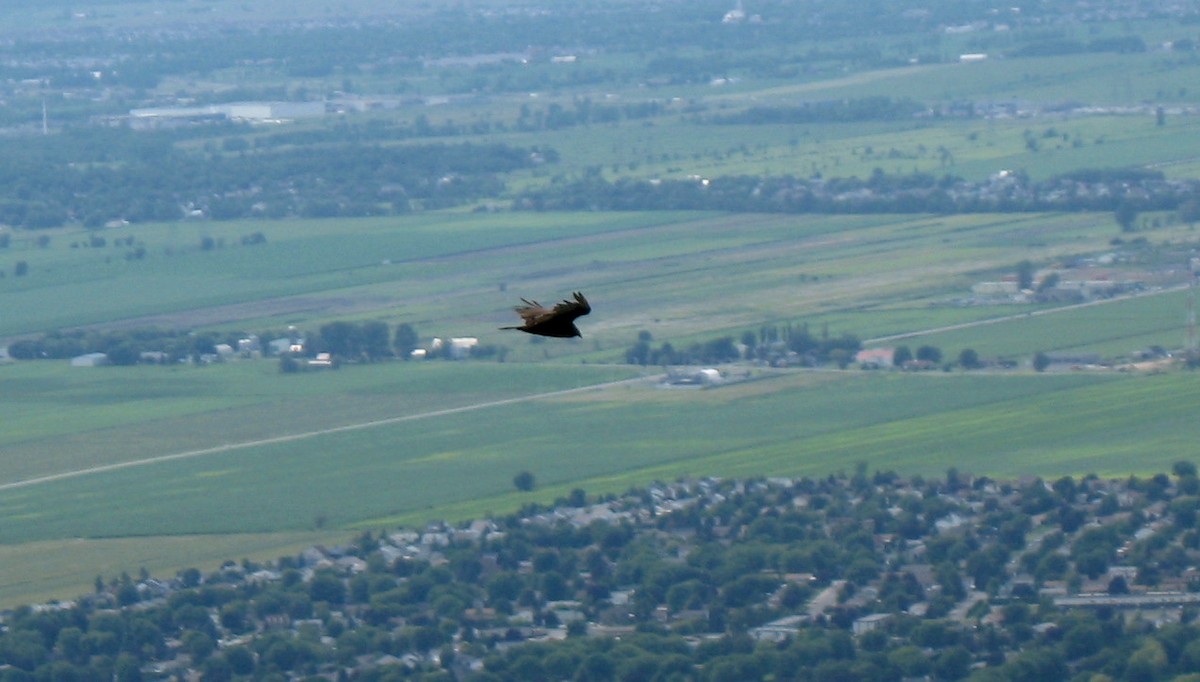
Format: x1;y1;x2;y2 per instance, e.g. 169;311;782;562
1188;259;1198;363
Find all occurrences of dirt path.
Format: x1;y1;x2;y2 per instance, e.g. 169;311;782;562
0;375;658;492
864;283;1190;345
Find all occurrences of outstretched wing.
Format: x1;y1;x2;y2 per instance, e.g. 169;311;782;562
502;291;591;336
512;298;552;325
550;291;591;323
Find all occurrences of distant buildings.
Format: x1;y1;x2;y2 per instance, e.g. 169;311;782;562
126;101;326;127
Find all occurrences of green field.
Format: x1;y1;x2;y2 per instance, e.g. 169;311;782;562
3;357;1199;605
5;210;1190;352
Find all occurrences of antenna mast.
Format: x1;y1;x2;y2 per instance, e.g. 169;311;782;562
1188;259;1198;363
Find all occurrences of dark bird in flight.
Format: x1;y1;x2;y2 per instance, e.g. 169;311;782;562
501;291;591;338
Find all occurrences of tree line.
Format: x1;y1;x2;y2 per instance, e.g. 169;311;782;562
515;167;1198;218
623;324;998;372
0;131;544;228
6;328;250;365
625;324;865;368
6;320;424;367
705;97;927;125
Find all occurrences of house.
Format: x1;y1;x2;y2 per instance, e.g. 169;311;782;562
449;337;478;359
855;348;894;368
971;280;1020;296
70;352;109;367
237;336;261;357
751;614;807;642
853;613;891;635
268;337;304;355
664;368;722;385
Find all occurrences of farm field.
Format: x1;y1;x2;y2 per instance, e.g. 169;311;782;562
518;106;1200;186
2;360;1198;606
3;206;1199;606
890;287;1196;359
5;208;1192;355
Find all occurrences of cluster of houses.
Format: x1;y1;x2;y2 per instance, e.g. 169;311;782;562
63;333;483;368
26;469;1200;677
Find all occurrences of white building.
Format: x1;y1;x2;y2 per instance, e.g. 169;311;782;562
70;352;109;367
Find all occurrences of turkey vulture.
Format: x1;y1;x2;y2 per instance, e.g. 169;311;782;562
501;291;591;338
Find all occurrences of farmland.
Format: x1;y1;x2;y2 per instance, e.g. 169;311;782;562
2;204;1199;603
5;0;1200;608
3;209;1187;348
5;356;1200;604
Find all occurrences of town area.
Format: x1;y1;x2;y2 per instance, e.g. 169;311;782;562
7;465;1200;681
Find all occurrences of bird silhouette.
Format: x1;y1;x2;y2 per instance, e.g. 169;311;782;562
501;291;591;338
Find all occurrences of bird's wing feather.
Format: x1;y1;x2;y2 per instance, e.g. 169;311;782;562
550;291;591;322
514;300;552;324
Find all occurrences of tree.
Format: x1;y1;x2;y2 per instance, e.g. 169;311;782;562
934;646;972;681
114;653;143;682
360;321;392;361
513;471;535;492
888;646;931;678
200;655;232;682
309;570;347;605
1125;639;1168;682
1033;352;1051;372
1115;201;1139;233
224;647;255;676
1017;260;1035;290
1035;272;1059;292
1179;199;1200;227
916;345;942;364
1173;461;1198;478
958;348;981;369
626;338;652;365
393;323;419;359
892;345;913;366
318;321;362;359
182;630;216;663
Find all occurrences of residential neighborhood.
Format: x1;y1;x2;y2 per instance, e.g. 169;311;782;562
12;465;1200;680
